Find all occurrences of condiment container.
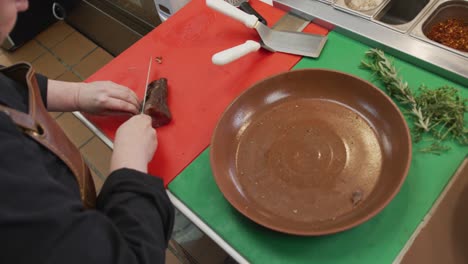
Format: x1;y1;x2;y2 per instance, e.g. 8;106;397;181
410;0;468;57
333;0;390;19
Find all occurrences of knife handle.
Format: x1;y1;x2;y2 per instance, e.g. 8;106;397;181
212;40;261;65
239;2;267;25
206;0;258;28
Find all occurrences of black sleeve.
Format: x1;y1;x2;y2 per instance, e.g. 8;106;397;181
46;169;175;264
0;113;175;264
0;65;48;107
95;169;176;260
35;73;48;108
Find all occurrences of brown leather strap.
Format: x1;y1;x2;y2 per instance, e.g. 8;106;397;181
0;106;37;132
0;63;96;209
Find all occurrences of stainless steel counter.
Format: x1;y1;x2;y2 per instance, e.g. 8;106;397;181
273;0;468;86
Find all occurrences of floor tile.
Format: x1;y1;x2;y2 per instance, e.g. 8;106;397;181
181;235;229;264
56;113;94;148
166;249;182;264
57;71;82;82
73;48;114;79
401;158;468;264
0;54;11;66
0;40;46;66
49;112;63;118
80;137;113;178
32;52;67;79
52;31;97;66
36;21;75;49
90;168;104;194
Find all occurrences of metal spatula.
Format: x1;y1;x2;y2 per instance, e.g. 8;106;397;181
207;0;327;65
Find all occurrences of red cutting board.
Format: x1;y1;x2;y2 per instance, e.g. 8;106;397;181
84;0;329;186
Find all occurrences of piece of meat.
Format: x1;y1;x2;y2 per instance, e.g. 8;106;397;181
143;78;172;128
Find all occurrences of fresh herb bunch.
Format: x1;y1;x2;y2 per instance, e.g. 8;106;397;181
361;48;467;154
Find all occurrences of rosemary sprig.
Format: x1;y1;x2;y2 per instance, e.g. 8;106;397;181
361;48;467;154
361;49;431;132
419;142;451;155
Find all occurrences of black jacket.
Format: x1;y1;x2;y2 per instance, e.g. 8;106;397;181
0;71;174;264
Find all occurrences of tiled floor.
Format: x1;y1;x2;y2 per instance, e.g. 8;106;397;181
1;21;186;263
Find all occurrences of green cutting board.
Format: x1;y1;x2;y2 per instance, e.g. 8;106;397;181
168;31;468;264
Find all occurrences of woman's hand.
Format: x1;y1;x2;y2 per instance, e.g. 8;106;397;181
110;114;157;173
47;80;140;115
76;81;140;115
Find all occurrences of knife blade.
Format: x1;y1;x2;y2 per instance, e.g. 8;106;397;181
140;56;153;114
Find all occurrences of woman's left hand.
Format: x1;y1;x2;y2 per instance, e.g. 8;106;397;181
76;81;140;115
47;79;140;114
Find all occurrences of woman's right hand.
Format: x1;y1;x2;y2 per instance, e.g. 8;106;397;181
110;114;157;173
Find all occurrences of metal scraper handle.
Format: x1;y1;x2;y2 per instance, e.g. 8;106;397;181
206;0;258;28
239;2;267;25
212;40;261;65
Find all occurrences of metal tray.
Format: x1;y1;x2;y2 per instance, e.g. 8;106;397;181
410;0;468;58
333;0;390;19
373;0;436;33
273;0;468;86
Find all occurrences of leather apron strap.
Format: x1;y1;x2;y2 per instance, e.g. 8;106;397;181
0;63;96;209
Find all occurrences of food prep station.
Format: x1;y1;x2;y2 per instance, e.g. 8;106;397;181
73;0;467;263
274;0;467;86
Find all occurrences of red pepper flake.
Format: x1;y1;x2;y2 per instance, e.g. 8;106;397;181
426;18;468;52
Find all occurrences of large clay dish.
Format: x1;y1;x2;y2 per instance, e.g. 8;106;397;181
210;69;412;236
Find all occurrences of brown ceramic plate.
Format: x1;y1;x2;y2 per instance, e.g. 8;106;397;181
210;69;412;236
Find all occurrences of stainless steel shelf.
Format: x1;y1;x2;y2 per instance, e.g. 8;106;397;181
273;0;468;87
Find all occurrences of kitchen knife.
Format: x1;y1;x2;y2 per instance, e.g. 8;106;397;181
239;1;267;25
140;56;153;114
224;0;267;25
